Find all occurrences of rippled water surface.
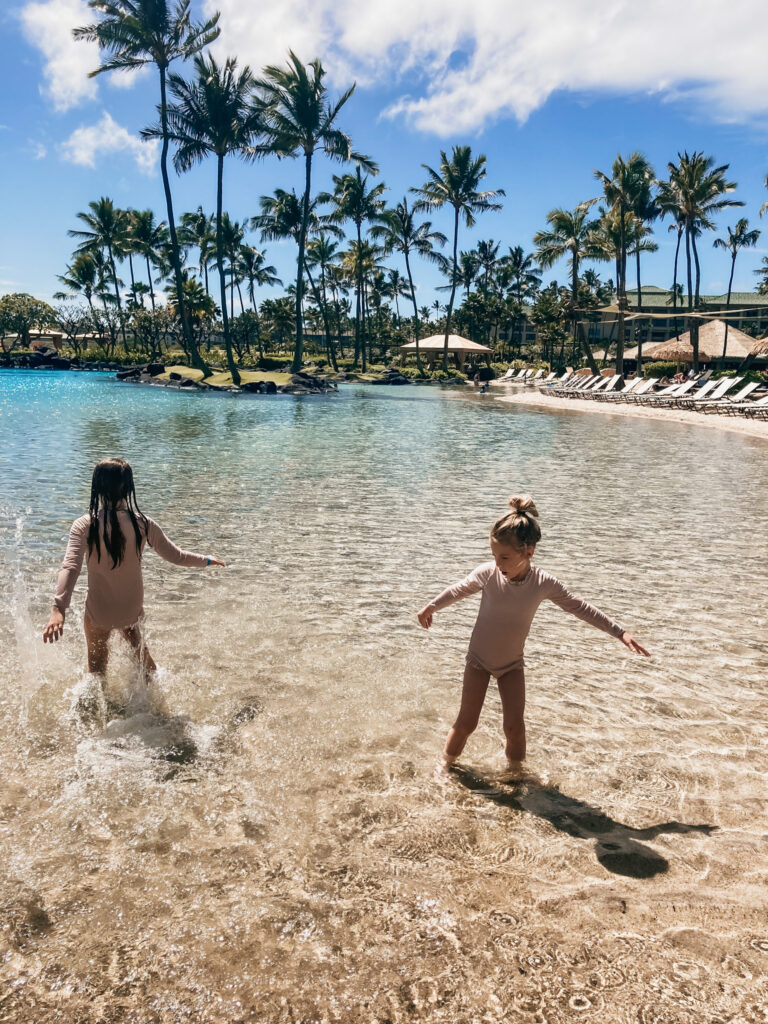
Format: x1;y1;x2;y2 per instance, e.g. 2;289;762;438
1;369;767;1023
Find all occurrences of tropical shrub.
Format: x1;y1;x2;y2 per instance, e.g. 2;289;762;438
643;361;678;379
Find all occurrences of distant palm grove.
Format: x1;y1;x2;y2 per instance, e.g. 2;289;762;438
4;0;768;380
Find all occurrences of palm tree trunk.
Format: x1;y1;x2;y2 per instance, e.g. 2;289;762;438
443;206;460;372
215;154;240;385
691;230;702;372
159;65;207;377
144;255;156;311
672;228;682;343
291;153;313;373
403;247;424;376
722;253;736;361
572;255;598;374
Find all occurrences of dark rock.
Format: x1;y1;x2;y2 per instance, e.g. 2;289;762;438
263;380;277;394
241;380;265;393
146;362;165;376
169;371;182;381
51;356;72;370
179;377;197;387
116;367;140;380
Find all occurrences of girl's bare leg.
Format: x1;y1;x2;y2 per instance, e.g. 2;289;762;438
83;613;111;680
444;662;491;761
122;623;157;678
497;667;526;763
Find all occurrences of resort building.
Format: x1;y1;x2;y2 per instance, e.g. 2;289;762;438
588;285;768;348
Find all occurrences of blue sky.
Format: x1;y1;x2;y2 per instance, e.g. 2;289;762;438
3;0;768;309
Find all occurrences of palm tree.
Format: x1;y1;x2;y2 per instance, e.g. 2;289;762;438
238;246;281;309
180;207;215;293
369;197;447;374
69;198;127;313
129;209;168;310
499;246;541;354
74;0;220;376
656;182;686;341
386;268;412;329
254;188;342;364
412;146;504;370
148;53;261;385
218;214;246;317
713;218;760;360
475;239;501;292
533;203;600;373
660;151;743;368
593;152;654;373
56;251;102;312
305;233;342;369
330;168;386;370
255;52;371;372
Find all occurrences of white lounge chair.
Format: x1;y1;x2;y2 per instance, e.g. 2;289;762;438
742;392;768;419
701;381;760;415
675;376;743;409
592;375;624;400
623;378;660;402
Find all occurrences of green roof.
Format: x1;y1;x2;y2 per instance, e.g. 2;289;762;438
615;287;768;307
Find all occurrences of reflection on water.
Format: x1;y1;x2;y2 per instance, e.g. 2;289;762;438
1;369;768;1022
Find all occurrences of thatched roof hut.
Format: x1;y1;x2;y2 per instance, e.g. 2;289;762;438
647;319;755;361
400;334;492;354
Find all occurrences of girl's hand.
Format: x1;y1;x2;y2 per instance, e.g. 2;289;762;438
620;631;650;657
43;609;65;643
417;604;435;629
207;556;226;567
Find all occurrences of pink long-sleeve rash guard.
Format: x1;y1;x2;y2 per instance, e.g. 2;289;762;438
54;510;208;630
430;562;624;676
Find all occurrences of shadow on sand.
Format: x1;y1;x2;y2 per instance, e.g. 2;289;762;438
451;765;716;878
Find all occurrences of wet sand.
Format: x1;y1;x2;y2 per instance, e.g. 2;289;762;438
495;386;768;441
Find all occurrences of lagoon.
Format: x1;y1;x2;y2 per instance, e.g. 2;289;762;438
1;369;767;1021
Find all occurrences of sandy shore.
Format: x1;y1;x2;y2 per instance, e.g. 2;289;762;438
495;385;768;441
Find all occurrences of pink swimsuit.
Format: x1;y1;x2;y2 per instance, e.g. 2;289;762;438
54;511;208;630
430;562;624;676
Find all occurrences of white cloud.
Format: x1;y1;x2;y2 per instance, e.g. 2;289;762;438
205;0;768;134
31;141;47;159
59;112;159;174
20;0;99;111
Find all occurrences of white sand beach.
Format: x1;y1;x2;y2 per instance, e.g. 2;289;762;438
495;386;768;441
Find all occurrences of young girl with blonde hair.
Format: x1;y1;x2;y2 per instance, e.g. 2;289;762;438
417;495;648;765
44;458;224;679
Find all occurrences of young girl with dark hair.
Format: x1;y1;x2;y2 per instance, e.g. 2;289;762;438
417;495;649;766
43;458;224;678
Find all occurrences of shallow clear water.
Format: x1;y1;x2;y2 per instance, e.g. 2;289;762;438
1;368;767;1023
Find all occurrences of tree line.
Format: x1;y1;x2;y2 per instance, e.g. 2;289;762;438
11;1;768;376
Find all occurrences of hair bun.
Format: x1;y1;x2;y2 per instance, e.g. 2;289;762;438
508;494;538;518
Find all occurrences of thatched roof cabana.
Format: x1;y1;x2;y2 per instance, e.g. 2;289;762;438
400;334;492;354
647;319;755;361
748;335;768;357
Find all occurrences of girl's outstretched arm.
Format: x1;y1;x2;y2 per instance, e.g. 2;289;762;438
545;574;649;655
44;517;88;642
145;518;224;568
417;564;493;629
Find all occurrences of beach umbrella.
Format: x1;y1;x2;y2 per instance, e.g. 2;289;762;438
748;335;768;357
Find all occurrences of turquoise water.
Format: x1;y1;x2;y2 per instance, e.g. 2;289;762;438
1;368;767;1022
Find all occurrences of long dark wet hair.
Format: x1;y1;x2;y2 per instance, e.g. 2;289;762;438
87;458;148;568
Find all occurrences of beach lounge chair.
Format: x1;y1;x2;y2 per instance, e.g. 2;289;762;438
622;378;660;402
637;379;699;407
560;375;597;396
598;376;644;402
592;375;624;400
498;367;517;381
675;376;743;409
741;393;768;418
700;381;760;415
575;376;613;398
527;369;546;383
